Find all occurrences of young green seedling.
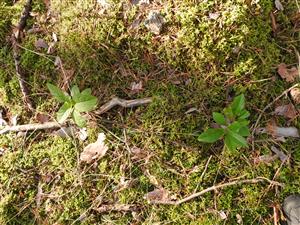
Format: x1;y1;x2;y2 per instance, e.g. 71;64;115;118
198;94;250;151
47;83;97;127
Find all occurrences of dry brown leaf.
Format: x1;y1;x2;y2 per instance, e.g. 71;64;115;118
144;188;171;204
275;0;284;10
35;113;50;123
266;121;300;138
35;39;48;49
80;133;108;163
277;63;299;82
130;147;149;161
274;103;298;119
290;87;300;104
253;154;278;164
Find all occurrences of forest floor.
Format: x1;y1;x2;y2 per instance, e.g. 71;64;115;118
0;0;300;224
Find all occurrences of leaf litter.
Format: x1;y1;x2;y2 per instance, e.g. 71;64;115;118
277;63;299;82
274;103;298;120
80;133;108;163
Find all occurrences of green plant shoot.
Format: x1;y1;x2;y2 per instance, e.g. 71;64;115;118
198;94;250;151
47;83;97;127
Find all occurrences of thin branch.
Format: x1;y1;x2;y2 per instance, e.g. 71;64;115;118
95;97;152;115
0;97;152;134
93;204;139;213
0;122;60;135
151;177;283;205
11;0;34;111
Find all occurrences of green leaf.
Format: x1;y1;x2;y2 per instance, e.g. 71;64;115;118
198;128;224;143
74;97;97;112
71;85;81;102
228;121;242;132
237;118;249;126
77;88;95;102
227;129;248;148
213;112;226;125
238;126;250;137
81;88;92;96
57;102;73;123
231;94;245;115
47;83;70;103
224;134;239;151
223;106;234;121
72;110;86;127
238;109;250;119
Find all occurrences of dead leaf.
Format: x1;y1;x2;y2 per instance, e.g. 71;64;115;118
144;188;171;204
47;42;56;54
0;148;6;156
270;146;288;162
185;107;199;114
219;211;227;220
35;39;48;49
131;0;150;5
208;12;220;20
78;128;88;141
130;147;149;161
80;133;108;163
253;154;278;164
54;56;62;67
53;126;76;138
274;104;298;119
130;81;143;93
97;0;111;9
277;63;299;82
52;33;58;42
144;11;165;35
290;87;300;104
236;214;243;224
275;0;284;11
35;113;50;123
266;121;299;138
145;169;159;186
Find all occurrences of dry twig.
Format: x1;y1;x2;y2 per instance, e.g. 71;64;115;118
11;0;34;111
93;204;139;213
0;97;152;134
150;177;283;205
95;97;152;114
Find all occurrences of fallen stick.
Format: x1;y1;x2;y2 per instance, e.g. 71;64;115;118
0;97;152;134
11;0;34;111
95;97;152;115
149;177;283;205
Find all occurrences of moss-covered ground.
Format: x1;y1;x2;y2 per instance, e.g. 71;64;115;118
0;0;300;224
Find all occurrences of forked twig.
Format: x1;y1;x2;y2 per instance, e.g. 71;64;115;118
150;177;283;205
0;97;152;134
11;0;34;111
95;97;152;115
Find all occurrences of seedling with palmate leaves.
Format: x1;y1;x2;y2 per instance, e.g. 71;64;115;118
47;83;97;127
198;94;250;151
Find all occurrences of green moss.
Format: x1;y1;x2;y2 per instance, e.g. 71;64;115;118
0;0;299;223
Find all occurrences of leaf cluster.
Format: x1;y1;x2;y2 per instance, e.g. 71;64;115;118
198;94;250;151
47;83;97;127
